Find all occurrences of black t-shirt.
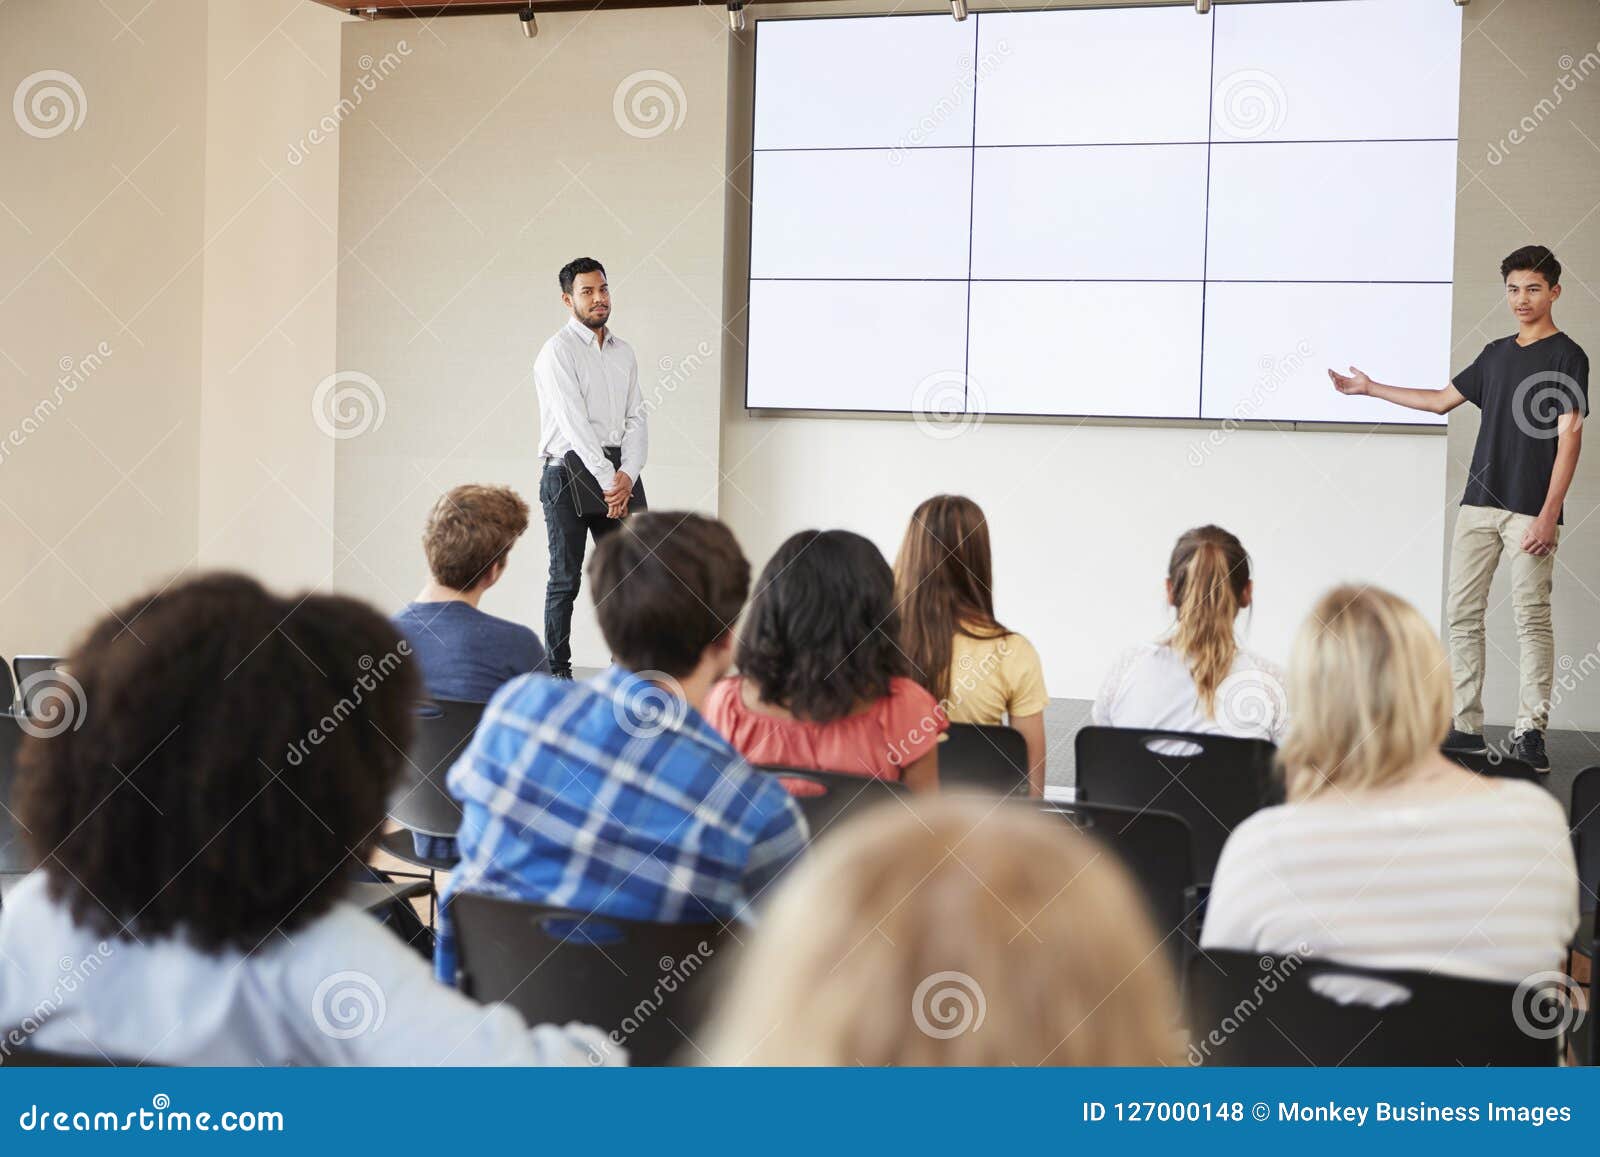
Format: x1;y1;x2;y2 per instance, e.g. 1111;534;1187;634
1453;331;1589;522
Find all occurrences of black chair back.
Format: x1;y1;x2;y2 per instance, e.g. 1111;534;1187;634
940;723;1030;794
451;894;725;1066
1186;949;1564;1066
1571;766;1600;917
0;1044;136;1066
1445;747;1540;783
0;656;13;714
1074;726;1278;883
0;712;28;874
1043;800;1198;963
386;699;485;838
757;766;907;841
12;656;68;724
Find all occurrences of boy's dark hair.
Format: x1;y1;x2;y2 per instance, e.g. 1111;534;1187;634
1502;244;1561;288
422;483;530;591
587;512;750;679
559;257;607;295
737;529;904;724
15;572;420;953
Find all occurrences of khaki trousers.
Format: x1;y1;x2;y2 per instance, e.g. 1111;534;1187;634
1446;503;1558;734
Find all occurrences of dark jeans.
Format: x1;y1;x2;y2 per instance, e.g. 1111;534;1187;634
541;458;624;676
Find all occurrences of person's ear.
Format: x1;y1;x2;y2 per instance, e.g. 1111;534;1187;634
485;557;507;589
1165;578;1175;608
704;630;737;678
1552;283;1563;304
1240;580;1253;610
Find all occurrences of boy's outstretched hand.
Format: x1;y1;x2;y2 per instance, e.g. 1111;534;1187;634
1329;366;1373;396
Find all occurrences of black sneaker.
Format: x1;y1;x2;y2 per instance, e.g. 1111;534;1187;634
1512;729;1550;773
550;668;574;682
1442;728;1488;754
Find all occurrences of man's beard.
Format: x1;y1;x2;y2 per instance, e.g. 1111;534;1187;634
579;306;610;330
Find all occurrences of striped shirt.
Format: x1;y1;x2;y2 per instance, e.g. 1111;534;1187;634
1201;781;1577;999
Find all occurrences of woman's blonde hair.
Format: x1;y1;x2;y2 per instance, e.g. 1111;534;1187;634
1167;525;1251;717
702;795;1180;1066
1279;584;1451;800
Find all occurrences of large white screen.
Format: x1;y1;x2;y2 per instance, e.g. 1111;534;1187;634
1211;0;1462;142
971;145;1208;281
751;149;972;280
1206;140;1458;282
745;2;1462;426
974;9;1212;146
1201;282;1452;425
746;280;970;413
753;15;975;150
968;282;1203;419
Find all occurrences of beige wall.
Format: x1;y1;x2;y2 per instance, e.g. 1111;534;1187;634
1449;0;1600;729
198;0;345;588
332;11;729;663
0;0;345;664
0;0;206;656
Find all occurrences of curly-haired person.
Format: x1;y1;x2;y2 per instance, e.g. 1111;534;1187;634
0;573;612;1066
705;529;945;792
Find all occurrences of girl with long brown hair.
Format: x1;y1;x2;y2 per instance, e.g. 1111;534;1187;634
1092;525;1288;742
893;495;1048;795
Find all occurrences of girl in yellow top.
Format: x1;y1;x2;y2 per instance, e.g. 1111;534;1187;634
893;495;1049;795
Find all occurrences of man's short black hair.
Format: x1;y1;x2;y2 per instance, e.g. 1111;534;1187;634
16;572;421;953
559;257;607;296
587;512;750;679
1502;244;1561;288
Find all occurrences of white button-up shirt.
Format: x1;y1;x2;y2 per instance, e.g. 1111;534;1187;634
534;316;647;492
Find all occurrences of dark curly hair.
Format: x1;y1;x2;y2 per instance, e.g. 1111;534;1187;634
736;530;904;723
14;572;420;953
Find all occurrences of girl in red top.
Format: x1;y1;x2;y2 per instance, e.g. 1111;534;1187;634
705;529;944;792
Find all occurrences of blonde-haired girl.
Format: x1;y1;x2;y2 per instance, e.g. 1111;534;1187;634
1093;525;1288;742
702;795;1181;1066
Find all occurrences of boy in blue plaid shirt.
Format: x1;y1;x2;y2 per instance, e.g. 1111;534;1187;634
435;512;809;985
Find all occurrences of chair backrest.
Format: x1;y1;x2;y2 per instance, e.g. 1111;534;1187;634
451;893;725;1066
1042;800;1197;962
1073;726;1278;883
0;712;28;874
939;722;1030;794
0;1043;136;1066
1570;766;1600;917
756;766;908;842
386;699;485;837
1185;949;1563;1066
0;655;13;714
1445;747;1540;783
11;656;65;721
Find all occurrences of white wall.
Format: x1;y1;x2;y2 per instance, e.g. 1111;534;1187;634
332;10;731;662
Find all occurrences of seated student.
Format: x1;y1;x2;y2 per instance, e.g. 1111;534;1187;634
436;512;808;986
893;495;1049;795
1202;585;1577;1002
1093;525;1288;743
394;484;548;859
705;530;945;792
0;574;611;1065
702;795;1179;1065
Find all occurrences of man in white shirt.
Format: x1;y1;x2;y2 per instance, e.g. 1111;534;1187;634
534;257;648;679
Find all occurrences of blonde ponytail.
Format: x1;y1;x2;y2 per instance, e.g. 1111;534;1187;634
1167;527;1250;717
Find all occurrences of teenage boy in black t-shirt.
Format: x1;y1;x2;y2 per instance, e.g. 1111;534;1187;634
1329;245;1588;772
